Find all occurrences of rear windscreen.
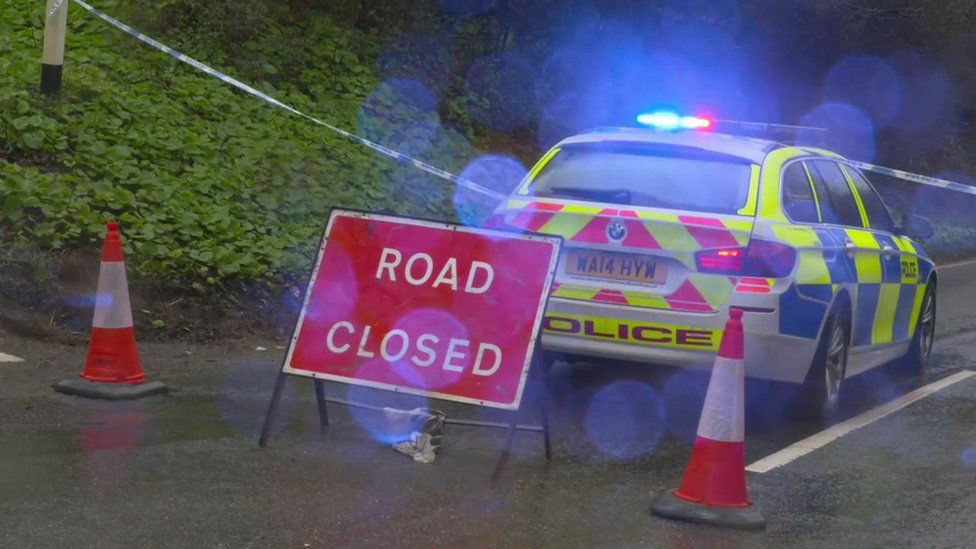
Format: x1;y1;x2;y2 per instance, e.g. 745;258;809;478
526;142;755;215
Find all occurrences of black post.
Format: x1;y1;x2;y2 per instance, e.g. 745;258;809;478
258;372;289;448
313;379;330;431
40;64;62;95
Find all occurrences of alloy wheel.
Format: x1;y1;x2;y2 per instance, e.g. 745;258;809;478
919;292;936;365
824;318;848;407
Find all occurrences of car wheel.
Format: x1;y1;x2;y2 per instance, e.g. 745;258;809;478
799;305;850;423
902;283;936;375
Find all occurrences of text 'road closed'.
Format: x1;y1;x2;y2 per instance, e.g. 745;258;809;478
284;211;561;409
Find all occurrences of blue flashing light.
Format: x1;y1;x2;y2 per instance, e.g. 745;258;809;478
636;111;712;130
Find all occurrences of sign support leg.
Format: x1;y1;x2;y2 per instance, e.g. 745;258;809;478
536;350;554;462
539;388;552;462
258;372;288;448
491;348;553;481
314;379;330;432
491;414;520;483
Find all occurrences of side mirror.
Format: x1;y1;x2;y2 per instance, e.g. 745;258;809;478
898;213;933;240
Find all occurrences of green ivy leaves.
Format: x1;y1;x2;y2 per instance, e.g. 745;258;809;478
0;0;490;287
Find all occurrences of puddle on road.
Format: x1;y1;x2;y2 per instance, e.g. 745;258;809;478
3;394;255;461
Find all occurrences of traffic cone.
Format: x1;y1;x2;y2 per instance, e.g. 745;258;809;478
54;222;167;400
650;307;766;530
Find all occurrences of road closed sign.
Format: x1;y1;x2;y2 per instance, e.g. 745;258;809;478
282;210;562;409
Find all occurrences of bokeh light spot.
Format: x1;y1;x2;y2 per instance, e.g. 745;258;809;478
798;102;875;162
662;368;709;442
454;155;526;225
390;308;470;390
357;78;440;158
303;245;358;326
346;382;430;444
961;445;976;468
824;55;901;127
584;381;665;460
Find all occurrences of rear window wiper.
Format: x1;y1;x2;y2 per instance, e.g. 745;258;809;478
543;187;632;204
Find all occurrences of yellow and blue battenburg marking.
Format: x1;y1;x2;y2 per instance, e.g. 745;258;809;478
772;221;932;346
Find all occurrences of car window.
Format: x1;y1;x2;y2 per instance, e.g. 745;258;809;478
809;160;864;228
844;166;895;233
803;161;840;225
782;162;820;223
526;142;754;215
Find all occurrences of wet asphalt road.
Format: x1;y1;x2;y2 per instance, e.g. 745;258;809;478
1;261;975;548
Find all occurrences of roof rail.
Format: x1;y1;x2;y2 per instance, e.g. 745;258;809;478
710;119;828;145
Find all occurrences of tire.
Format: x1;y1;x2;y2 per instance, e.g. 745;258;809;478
797;303;851;424
901;283;936;375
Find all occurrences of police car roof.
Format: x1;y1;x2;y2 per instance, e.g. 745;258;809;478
558;127;783;164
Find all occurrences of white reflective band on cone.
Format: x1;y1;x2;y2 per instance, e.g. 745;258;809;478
696;355;745;442
92;262;134;329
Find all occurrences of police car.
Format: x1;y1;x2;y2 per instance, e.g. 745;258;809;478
486;112;937;416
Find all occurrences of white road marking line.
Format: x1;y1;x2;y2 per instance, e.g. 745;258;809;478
0;351;24;363
938;257;976;269
747;369;975;473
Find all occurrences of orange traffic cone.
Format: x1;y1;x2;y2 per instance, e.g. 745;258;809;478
651;307;766;530
83;221;143;382
54;222;167;400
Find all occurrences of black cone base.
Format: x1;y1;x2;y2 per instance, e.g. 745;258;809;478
651;491;767;531
54;379;168;400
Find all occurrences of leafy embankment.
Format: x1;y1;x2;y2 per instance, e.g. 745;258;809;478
0;1;499;289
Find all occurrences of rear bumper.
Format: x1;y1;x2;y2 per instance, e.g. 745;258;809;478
540;295;822;384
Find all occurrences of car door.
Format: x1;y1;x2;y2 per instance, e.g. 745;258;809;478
843;165;919;344
807;160;893;353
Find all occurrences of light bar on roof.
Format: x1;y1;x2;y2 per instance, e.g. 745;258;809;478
711;119;827;134
636;111;712;131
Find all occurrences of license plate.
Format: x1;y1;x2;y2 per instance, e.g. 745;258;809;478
564;250;666;285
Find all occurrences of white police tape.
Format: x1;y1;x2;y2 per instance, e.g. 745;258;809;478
69;0;507;202
841;159;976;197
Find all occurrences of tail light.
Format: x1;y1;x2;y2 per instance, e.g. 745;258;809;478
695;239;796;278
697;248;743;271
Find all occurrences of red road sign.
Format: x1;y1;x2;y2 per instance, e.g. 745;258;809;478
282;210;562;410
